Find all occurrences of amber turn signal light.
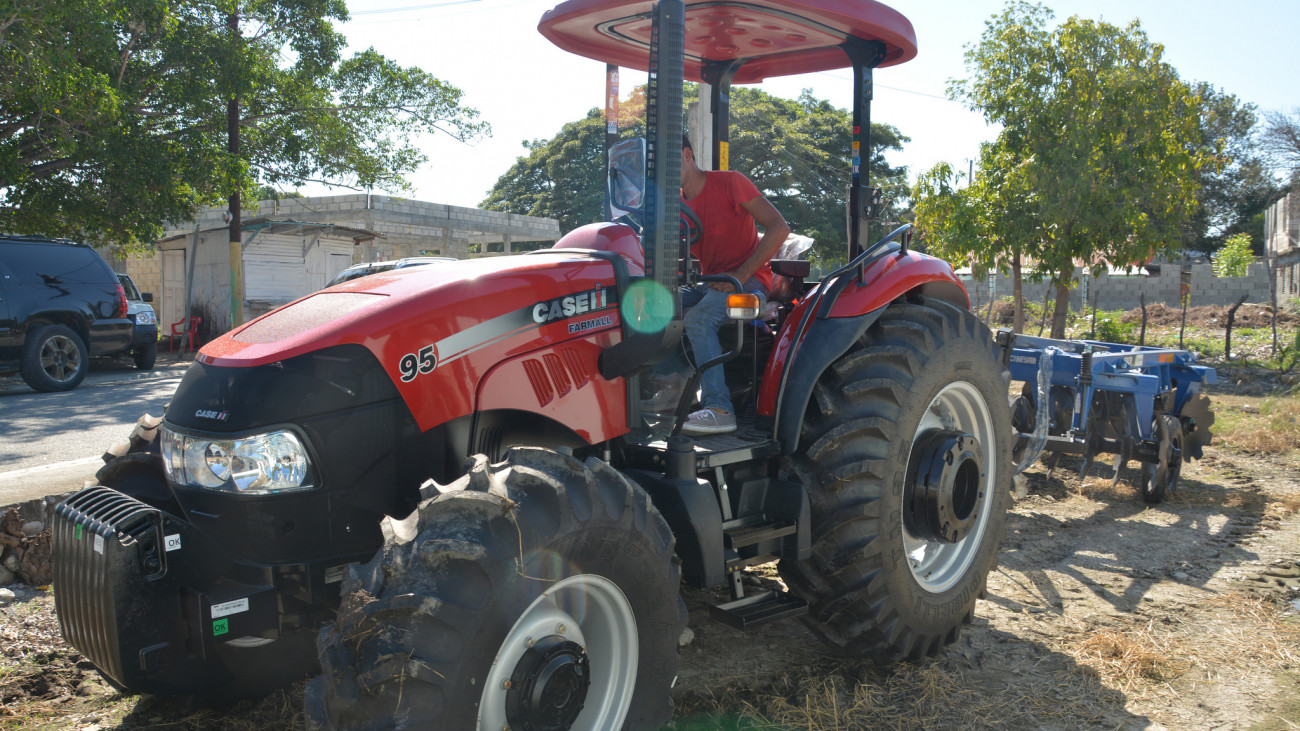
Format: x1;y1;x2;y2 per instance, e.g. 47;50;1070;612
725;293;762;320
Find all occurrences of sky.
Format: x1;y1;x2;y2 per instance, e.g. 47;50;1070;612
301;0;1300;209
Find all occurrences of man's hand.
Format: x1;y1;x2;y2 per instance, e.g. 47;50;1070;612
709;275;740;293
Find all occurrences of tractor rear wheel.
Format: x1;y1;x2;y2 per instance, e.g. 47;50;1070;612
306;447;685;731
779;297;1011;661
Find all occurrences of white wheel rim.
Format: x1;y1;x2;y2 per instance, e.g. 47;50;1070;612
478;573;638;730
40;334;81;382
904;380;998;592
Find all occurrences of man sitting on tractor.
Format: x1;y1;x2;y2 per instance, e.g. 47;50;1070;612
675;133;790;435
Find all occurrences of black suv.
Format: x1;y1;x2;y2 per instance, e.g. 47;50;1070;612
0;236;133;392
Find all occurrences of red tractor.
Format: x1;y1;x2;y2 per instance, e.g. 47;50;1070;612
52;1;1011;728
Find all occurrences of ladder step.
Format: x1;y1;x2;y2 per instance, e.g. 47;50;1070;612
725;520;796;549
709;590;808;630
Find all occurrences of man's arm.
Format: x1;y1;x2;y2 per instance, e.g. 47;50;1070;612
711;194;790;292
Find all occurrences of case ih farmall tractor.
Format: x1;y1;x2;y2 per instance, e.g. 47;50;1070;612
53;1;1012;728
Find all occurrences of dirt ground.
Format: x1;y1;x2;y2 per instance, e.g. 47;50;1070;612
3;366;1299;729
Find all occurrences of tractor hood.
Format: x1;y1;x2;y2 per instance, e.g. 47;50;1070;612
182;248;629;436
200;253;621;370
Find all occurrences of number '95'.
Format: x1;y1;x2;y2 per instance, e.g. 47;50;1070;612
399;345;437;382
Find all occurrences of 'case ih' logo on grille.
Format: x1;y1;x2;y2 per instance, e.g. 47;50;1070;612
195;409;229;421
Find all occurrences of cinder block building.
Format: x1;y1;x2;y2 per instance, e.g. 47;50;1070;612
1266;191;1300;308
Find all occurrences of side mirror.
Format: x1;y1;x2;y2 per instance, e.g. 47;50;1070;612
142;292;154;303
608;138;645;221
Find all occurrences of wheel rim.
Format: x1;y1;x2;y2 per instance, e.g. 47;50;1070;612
39;334;82;383
904;381;998;593
479;574;638;731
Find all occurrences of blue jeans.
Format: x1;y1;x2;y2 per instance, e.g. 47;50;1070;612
672;277;766;414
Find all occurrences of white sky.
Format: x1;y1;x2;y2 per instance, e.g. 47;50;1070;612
301;0;1300;208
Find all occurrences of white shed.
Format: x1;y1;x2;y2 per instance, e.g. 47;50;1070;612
156;218;381;342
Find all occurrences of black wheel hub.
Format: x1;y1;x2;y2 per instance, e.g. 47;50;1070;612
905;429;986;544
504;635;590;731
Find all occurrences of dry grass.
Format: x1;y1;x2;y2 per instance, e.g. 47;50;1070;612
673;658;1127;730
1062;626;1185;695
1193;592;1300;669
1214;392;1300;455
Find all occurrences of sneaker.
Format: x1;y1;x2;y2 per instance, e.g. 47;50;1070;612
682;408;736;435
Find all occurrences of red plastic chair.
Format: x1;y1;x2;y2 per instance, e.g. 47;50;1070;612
170;316;201;354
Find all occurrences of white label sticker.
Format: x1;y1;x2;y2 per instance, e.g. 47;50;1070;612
93;534;105;555
210;598;250;619
324;565;349;584
164;534;182;552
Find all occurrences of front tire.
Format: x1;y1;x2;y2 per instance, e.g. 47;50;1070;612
306;447;685;730
20;324;88;392
779;297;1011;661
133;342;157;370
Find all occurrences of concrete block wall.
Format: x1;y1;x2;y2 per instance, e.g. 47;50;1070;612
962;261;1274;313
166;194;561;265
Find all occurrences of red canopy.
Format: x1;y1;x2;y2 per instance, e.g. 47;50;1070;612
539;0;917;84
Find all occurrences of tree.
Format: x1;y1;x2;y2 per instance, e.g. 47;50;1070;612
1260;108;1300;176
949;2;1209;338
1213;233;1253;277
482;88;646;236
1185;83;1280;254
481;84;908;268
0;0;486;249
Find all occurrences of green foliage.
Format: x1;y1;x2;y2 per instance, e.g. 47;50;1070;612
480;84;909;267
1185;83;1281;254
948;2;1210;337
1095;315;1138;344
1213;233;1254;277
0;0;486;250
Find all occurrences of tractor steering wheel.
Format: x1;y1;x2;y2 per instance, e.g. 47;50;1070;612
680;201;702;249
678;202;703;285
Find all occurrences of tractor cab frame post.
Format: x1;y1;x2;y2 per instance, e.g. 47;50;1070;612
842;37;887;260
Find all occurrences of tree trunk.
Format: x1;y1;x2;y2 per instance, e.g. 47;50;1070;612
227;11;244;329
1225;294;1248;361
1012;254;1024;333
1050;274;1072;339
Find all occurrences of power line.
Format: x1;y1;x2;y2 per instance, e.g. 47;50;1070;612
349;0;483;16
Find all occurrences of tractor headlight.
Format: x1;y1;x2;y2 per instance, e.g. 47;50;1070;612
161;427;313;494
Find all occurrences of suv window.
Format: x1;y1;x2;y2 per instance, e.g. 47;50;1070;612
0;239;107;284
118;274;143;301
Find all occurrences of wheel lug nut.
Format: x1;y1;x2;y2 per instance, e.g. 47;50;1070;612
526;637;536;648
556;623;567;634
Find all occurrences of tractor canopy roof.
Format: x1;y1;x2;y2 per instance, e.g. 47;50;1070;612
539;0;916;84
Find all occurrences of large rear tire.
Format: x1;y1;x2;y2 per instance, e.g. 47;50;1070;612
306;447;685;730
779;297;1011;661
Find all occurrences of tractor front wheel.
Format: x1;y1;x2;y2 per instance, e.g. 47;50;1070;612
306;447;685;731
780;297;1011;661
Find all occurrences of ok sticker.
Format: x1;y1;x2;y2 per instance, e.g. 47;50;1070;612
213;618;229;637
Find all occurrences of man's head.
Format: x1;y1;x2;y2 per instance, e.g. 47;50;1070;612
681;133;697;188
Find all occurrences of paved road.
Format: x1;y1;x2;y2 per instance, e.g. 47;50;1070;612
0;355;194;506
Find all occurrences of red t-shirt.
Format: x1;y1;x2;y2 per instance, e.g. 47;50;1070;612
682;170;773;292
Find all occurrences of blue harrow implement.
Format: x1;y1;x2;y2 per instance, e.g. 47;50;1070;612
997;331;1217;504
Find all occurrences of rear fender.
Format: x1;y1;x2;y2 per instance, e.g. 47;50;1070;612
759;252;969;454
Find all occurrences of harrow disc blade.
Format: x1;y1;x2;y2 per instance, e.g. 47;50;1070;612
1179;392;1215;461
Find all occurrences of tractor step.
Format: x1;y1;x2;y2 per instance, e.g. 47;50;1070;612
724;517;796;549
709;590;808;630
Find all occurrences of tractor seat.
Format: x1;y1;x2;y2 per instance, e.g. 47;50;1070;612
768;258;810;305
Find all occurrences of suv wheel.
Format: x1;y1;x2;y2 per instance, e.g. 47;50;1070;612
133;342;157;370
20;324;89;392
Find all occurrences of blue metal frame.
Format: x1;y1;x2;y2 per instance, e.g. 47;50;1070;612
1008;334;1217;444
